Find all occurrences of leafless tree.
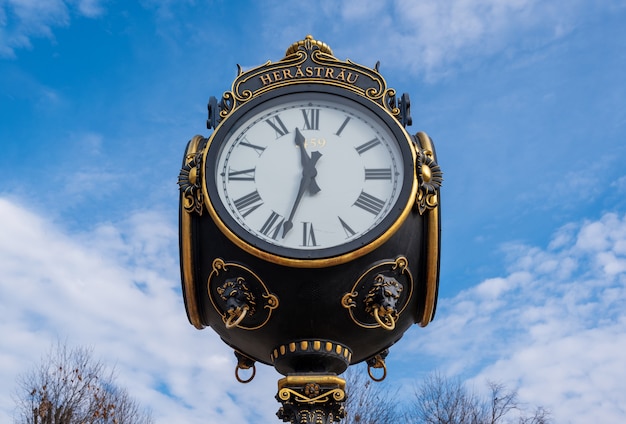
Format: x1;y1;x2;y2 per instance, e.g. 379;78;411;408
407;372;552;424
13;341;153;424
342;366;401;424
340;368;550;424
409;372;484;424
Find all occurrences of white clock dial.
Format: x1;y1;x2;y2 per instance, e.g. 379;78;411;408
206;92;412;259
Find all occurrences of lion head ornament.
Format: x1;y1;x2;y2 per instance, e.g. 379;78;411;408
363;274;403;330
217;277;257;328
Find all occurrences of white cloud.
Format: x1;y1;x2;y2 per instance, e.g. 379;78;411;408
401;212;626;422
272;0;621;80
0;0;105;57
2;201;626;422
0;197;280;423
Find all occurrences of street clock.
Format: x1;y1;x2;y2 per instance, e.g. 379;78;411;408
178;36;442;423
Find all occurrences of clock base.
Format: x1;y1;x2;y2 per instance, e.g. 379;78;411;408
276;373;346;423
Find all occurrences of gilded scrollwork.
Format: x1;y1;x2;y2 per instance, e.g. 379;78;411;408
414;133;443;215
208;259;279;330
276;374;347;423
177;135;206;215
212;35;405;126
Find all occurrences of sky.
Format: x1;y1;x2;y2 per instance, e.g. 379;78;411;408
1;0;626;422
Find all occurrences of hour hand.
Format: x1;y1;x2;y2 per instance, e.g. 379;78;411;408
294;128;321;194
307;151;322;194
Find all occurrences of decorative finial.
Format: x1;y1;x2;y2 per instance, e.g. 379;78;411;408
285;35;334;57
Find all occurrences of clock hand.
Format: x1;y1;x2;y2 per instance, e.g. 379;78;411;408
282;129;322;238
294;128;321;194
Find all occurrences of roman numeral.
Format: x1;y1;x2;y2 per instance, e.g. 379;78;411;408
228;168;255;181
301;108;320;130
233;190;263;217
364;168;392;180
259;211;284;240
239;137;266;156
335;117;351;136
265;115;289;138
354;191;385;215
355;138;381;155
301;222;318;246
338;216;356;238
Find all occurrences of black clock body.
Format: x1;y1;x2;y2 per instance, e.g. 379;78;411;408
178;36;442;376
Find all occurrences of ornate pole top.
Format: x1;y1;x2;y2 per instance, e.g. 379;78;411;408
285;35;334;57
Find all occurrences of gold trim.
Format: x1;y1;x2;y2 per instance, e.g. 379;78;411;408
277;388;345;404
420;206;439;326
415;132;440;326
201;103;418;269
181;136;205;329
218;38;401;124
271;340;352;364
278;375;346;391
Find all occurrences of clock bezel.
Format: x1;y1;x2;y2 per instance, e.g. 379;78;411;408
202;84;417;268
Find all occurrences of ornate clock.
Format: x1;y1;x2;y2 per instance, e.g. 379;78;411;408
204;88;416;266
178;36;443;423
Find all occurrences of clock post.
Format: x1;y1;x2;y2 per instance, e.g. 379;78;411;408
178;36;442;423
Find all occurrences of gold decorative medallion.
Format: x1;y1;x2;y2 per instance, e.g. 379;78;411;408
207;259;279;330
415;132;443;215
178;135;206;216
341;257;413;330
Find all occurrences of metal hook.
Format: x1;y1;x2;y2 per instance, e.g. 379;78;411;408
367;355;387;382
235;362;256;383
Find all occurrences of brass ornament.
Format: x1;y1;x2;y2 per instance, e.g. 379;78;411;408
277;386;345;404
276;375;346;423
271;340;352;369
285;34;334;56
207;259;279;330
366;350;388;382
212;35;405;126
415;145;443;215
178;135;205;216
341;257;413;330
234;350;257;384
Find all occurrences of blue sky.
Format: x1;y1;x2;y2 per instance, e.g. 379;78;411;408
1;0;626;422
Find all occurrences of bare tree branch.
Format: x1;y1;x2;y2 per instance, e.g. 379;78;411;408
407;372;552;424
13;341;153;424
342;367;402;424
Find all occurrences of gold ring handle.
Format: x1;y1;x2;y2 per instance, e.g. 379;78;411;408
367;361;387;382
235;362;256;383
225;306;248;329
373;308;396;331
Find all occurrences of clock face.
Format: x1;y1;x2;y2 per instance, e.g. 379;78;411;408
204;90;415;262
